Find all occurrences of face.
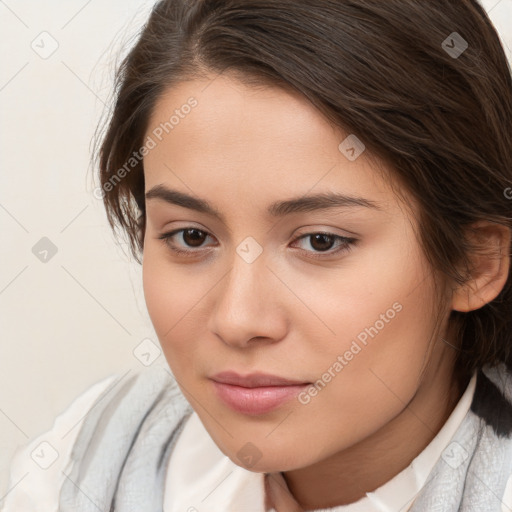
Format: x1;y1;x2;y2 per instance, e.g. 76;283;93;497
142;73;454;473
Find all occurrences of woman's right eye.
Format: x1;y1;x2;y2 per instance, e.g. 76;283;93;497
157;228;214;255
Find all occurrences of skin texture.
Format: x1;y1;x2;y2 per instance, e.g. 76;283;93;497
141;73;508;509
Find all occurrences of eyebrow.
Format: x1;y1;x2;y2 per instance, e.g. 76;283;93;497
145;184;382;222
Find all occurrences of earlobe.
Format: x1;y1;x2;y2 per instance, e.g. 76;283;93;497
451;221;511;313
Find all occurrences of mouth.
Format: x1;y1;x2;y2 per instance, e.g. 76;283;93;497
210;371;311;415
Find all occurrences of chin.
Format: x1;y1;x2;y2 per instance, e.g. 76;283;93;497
228;448;311;474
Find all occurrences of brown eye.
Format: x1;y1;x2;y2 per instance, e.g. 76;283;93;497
157;227;214;255
182;228;207;247
291;232;357;259
308;233;336;252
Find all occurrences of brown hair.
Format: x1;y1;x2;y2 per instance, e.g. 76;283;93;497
94;0;512;379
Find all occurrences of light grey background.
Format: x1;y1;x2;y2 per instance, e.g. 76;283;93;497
0;0;511;500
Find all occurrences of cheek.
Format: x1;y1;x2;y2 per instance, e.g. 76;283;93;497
286;239;437;421
142;247;203;362
288;227;434;362
258;281;439;471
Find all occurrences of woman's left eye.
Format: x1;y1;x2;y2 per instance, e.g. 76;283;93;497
291;232;356;258
157;228;356;258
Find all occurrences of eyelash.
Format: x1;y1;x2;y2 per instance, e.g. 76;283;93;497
157;228;357;260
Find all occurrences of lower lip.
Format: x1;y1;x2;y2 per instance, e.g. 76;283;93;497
211;381;310;415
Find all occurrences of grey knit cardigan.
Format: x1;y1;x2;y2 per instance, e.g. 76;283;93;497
58;363;512;511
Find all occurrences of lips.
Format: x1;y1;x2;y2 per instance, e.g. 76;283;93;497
210;371;311;415
210;371;310;388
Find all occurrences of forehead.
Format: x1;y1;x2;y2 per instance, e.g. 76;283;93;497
143;74;405;217
147;73;338;152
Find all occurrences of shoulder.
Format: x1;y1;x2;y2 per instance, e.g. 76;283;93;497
1;366;192;512
58;365;193;510
469;363;512;512
1;372;118;512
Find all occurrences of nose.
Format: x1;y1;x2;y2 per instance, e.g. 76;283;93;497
207;252;288;349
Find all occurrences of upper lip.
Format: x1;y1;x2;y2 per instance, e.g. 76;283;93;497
210;371;310;388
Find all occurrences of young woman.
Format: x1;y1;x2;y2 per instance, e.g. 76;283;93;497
3;0;512;511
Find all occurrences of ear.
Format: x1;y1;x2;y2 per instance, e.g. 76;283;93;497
451;221;511;313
